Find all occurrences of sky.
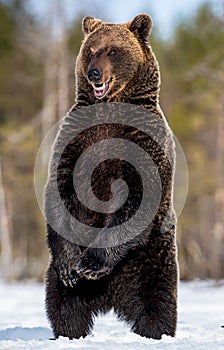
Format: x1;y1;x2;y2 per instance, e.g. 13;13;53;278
28;0;222;39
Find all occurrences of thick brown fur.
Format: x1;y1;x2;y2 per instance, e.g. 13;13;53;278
45;14;178;340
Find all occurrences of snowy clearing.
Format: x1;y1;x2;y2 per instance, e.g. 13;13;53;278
0;280;224;350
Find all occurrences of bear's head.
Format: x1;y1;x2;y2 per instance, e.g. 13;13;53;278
76;14;159;103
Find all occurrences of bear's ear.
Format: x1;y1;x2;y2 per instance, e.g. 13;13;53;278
82;16;103;35
128;14;152;41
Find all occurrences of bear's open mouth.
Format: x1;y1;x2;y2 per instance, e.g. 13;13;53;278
92;79;110;99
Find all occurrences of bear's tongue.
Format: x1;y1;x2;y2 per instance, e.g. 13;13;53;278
93;82;109;99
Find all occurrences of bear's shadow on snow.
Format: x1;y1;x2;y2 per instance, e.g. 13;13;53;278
0;326;53;341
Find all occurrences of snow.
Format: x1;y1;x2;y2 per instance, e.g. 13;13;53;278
0;281;224;349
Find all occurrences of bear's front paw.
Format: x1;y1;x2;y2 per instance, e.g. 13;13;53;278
56;262;80;288
76;249;112;280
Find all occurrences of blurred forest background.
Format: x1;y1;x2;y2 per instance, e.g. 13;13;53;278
0;0;224;281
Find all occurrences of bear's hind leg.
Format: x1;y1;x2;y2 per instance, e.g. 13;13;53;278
45;262;94;339
135;277;177;339
130;290;177;340
113;265;177;340
116;283;177;339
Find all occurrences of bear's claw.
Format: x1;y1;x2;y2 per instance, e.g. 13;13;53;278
56;263;80;288
76;249;112;280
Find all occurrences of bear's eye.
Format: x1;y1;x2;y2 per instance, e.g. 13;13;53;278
88;52;93;61
108;49;116;56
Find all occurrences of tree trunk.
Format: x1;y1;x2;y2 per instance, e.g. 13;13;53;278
0;159;14;281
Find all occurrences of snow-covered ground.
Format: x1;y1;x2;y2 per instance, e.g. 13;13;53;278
0;281;224;350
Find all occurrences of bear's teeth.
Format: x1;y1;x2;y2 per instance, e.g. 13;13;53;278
95;83;105;91
94;82;109;98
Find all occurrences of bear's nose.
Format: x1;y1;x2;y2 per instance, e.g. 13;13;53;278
87;68;102;83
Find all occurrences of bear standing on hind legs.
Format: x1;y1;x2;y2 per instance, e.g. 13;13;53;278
45;14;178;340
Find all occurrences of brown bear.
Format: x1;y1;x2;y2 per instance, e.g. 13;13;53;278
45;14;178;340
